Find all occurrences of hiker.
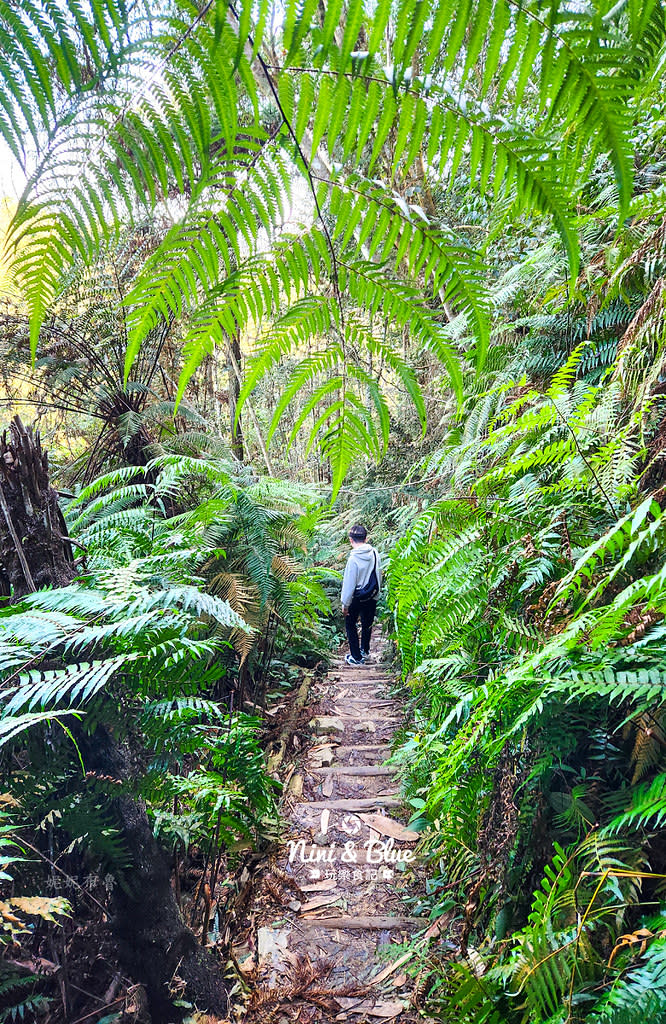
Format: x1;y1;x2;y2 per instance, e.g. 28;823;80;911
341;524;382;666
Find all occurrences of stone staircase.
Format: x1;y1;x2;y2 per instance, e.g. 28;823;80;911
246;633;425;1023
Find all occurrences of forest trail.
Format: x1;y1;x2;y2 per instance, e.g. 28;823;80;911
240;633;426;1023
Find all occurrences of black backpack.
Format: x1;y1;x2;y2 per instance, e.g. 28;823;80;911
355;549;379;602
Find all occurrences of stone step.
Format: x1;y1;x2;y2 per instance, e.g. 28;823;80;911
331;682;392;690
330;680;393;685
330;678;393;685
298;915;420;930
331;696;393;704
335;744;391;753
331;684;393;691
333;687;391;695
329;716;397;724
331;663;391;668
311;765;394;776
332;709;397;719
332;676;391;683
305;796;401;810
332;668;387;674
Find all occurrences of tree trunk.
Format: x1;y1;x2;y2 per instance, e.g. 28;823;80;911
0;416;77;599
228;343;276;476
0;415;229;1020
227;332;244;462
77;727;229;1020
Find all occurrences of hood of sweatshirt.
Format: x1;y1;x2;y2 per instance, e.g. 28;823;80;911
348;543;375;566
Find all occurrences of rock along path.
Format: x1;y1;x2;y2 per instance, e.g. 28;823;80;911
238;632;427;1024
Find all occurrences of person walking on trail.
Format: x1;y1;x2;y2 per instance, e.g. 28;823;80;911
341;524;382;666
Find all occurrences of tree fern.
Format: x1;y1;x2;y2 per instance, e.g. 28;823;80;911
2;0;662;489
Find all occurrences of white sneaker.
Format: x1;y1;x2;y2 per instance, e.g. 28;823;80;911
345;653;363;666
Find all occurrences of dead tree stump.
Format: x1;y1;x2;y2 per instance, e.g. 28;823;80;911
0;415;76;598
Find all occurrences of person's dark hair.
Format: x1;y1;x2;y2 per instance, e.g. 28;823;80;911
349;524;367;541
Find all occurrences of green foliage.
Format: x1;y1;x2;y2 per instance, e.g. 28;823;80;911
0;975;50;1024
0;449;331;971
3;0;666;1017
0;809;68;1024
382;126;666;1017
587;937;666;1023
0;567;246;715
3;0;665;490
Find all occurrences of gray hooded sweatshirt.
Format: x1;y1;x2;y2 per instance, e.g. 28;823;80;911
341;543;382;610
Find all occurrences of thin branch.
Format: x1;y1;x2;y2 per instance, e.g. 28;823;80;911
0;397;105;420
10;833;109;918
227;4;345;335
0;485;36;592
546;395;619;518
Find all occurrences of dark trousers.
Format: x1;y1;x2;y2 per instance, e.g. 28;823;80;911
345;597;377;661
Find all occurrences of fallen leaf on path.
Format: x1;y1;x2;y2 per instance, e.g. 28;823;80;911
358;813;419;843
263;702;286;717
424;912;452;940
299;893;341;913
288;774;303;797
335;998;407;1018
300;878;338;893
369;950;414;987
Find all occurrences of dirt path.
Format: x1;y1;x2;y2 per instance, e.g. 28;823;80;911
236;633;427;1023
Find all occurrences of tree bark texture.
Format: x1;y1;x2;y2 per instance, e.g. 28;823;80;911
227;332;244;462
0;416;76;599
77;728;229;1020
